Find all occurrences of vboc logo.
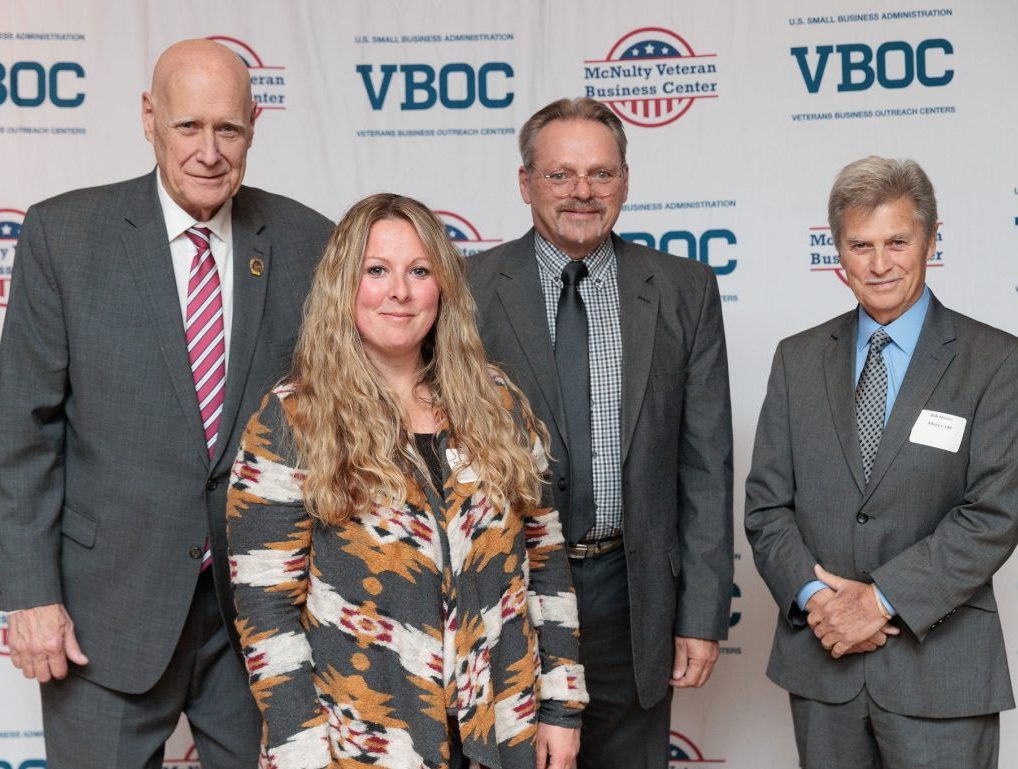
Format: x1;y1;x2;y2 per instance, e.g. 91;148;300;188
792;39;953;93
0;61;84;107
436;211;502;257
164;744;200;769
808;224;944;285
0;209;25;310
206;36;286;119
357;62;513;111
584;27;720;128
669;731;724;766
620;228;736;275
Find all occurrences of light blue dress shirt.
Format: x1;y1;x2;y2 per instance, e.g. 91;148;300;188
796;287;931;616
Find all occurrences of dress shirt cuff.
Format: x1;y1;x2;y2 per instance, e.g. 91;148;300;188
873;585;896;617
796;580;829;612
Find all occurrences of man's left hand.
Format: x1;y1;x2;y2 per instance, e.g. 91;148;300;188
669;636;719;688
808;564;899;658
535;722;579;769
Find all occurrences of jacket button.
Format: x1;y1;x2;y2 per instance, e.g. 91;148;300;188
206;478;218;491
856;513;869;524
557;477;567;491
188;546;203;559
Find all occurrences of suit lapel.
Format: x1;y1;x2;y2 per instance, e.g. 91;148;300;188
862;296;956;503
616;238;658;464
823;311;866;493
493;235;567;446
121;173;209;463
213;193;270;468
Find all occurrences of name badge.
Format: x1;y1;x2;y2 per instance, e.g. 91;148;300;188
445;448;479;484
909;409;966;453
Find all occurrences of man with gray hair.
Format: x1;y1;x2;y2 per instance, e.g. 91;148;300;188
0;39;332;767
469;97;734;768
746;155;1018;768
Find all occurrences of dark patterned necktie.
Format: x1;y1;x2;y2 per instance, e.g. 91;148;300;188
856;328;892;484
555;260;595;543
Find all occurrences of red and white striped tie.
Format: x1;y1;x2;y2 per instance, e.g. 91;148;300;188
185;226;225;571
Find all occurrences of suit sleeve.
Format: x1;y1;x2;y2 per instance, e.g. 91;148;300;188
871;344;1018;641
227;393;330;769
674;269;735;639
744;342;823;626
0;205;69;610
523;432;588;728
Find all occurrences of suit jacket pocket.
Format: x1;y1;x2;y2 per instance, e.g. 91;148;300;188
61;505;97;549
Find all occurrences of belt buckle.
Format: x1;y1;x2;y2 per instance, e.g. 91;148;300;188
567;536;622;560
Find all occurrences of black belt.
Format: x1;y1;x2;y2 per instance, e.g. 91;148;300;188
567;535;623;560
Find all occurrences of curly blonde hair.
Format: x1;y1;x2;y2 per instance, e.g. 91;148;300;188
288;193;547;524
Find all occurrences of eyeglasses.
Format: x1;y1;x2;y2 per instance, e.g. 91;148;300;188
532;166;627;196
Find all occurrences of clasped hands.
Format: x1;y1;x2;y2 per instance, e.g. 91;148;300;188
806;564;899;659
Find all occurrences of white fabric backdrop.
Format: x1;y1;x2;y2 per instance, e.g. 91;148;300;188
2;2;1017;767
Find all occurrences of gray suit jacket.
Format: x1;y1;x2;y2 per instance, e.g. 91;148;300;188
467;230;734;708
0;170;332;693
745;294;1018;717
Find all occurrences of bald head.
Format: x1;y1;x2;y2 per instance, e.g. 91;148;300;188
143;39;256;221
150;39;253;106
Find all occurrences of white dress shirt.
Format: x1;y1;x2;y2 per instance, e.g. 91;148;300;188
156;175;234;372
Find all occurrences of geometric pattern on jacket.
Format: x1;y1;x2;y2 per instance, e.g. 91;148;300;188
227;376;587;769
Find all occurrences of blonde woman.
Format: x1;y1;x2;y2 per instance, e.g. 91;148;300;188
227;193;587;769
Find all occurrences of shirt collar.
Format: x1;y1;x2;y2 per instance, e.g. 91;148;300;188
856;285;930;356
156;173;233;244
534;231;615;283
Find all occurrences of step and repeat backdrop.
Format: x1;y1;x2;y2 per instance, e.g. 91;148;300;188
2;1;1018;767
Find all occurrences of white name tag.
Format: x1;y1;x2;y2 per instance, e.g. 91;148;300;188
909;409;966;453
445;447;479;484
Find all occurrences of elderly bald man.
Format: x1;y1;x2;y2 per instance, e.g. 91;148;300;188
0;39;332;768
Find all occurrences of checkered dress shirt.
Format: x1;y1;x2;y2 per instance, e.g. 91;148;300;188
534;233;623;542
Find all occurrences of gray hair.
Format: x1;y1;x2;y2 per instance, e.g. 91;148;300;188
518;97;628;169
828;156;938;246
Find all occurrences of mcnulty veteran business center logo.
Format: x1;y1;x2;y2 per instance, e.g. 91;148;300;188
437;211;502;257
206;36;287;120
0;209;24;309
584;27;720;128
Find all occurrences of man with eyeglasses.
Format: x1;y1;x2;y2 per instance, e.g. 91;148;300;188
468;97;734;769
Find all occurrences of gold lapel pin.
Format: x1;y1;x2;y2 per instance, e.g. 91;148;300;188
249;257;264;277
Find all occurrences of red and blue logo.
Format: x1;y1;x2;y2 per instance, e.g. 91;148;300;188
206;36;287;120
584;28;720;128
669;730;725;766
436;211;502;258
0;208;25;310
163;744;200;769
0;612;10;656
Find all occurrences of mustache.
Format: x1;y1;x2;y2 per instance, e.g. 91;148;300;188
556;199;605;213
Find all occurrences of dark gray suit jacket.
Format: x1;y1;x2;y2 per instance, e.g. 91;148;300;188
467;230;734;708
0;171;332;693
745;294;1018;717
